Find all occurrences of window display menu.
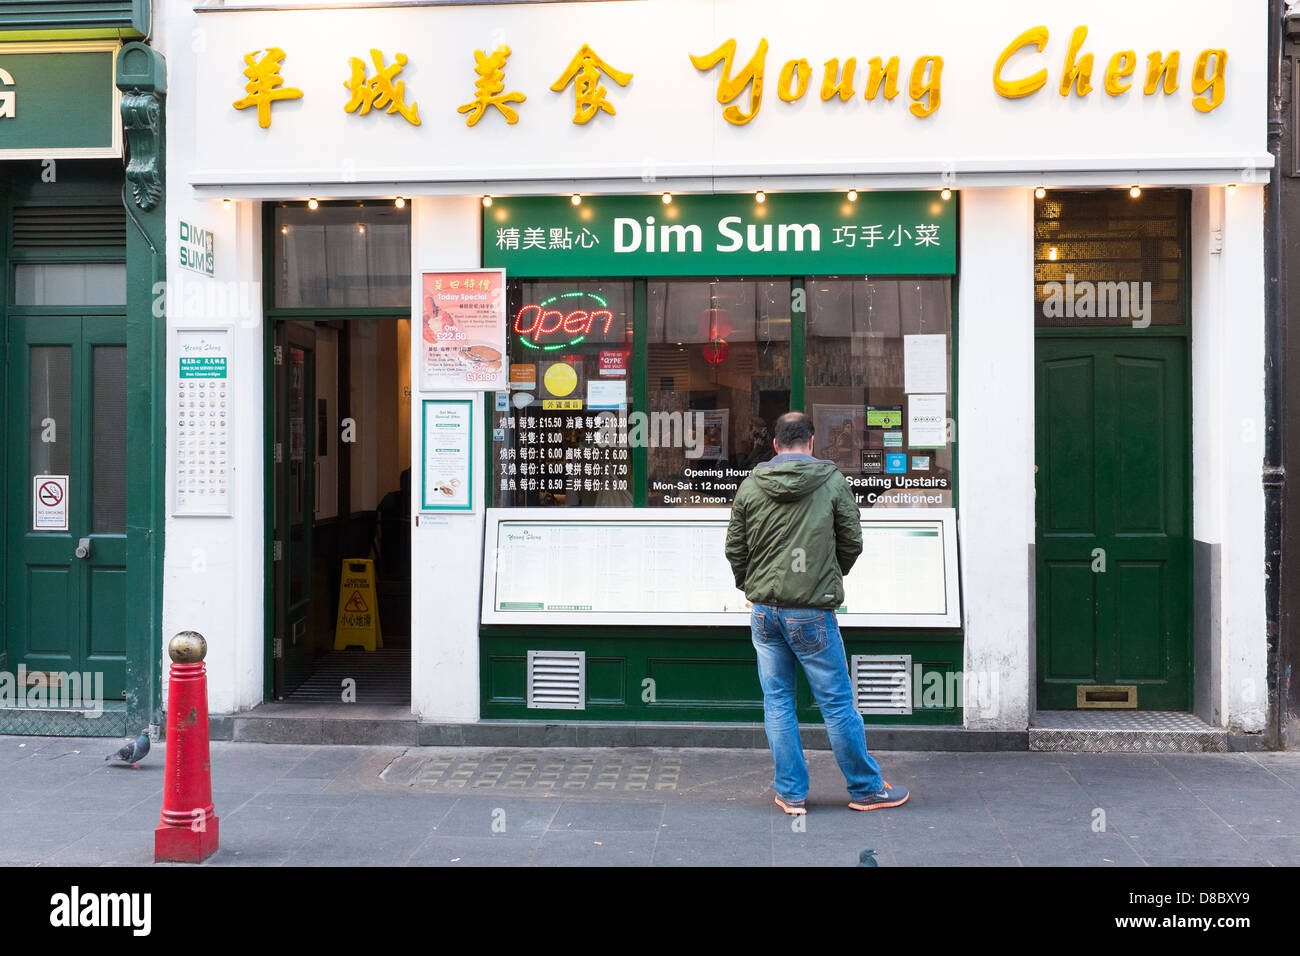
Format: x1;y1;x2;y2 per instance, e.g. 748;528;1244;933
483;510;958;625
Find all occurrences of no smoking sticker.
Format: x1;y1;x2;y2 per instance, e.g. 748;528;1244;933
33;475;68;531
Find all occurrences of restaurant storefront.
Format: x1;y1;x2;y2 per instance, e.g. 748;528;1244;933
157;0;1270;743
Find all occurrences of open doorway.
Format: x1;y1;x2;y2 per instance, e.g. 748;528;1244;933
271;317;412;705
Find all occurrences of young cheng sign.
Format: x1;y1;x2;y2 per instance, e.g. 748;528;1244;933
483;192;955;276
183;0;1268;191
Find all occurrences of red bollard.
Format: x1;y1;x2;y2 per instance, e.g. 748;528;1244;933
154;631;219;862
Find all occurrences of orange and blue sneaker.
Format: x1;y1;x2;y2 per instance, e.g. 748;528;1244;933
848;782;910;811
774;795;807;815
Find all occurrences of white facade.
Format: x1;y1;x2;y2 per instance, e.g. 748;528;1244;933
155;0;1271;731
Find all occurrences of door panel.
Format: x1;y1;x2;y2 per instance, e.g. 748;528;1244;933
1035;337;1190;710
1041;356;1096;534
5;315;128;698
1114;561;1164;679
273;322;317;698
1043;561;1097;679
82;321;128;693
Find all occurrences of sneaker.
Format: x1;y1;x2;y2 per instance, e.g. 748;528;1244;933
774;795;807;815
848;784;910;811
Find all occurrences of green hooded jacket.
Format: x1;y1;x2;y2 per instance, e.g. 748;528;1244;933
724;454;863;610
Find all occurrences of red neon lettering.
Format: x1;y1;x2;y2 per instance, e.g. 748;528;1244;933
514;304;541;335
537;310;564;336
515;300;613;343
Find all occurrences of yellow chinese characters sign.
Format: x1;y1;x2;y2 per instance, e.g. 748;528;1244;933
230;26;1233;131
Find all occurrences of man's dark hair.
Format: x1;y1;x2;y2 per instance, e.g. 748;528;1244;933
773;411;815;450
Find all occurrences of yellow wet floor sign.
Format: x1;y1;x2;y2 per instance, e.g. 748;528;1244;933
334;558;383;651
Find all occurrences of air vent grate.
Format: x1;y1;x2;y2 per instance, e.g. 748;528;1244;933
852;654;912;716
527;650;586;710
12;205;126;251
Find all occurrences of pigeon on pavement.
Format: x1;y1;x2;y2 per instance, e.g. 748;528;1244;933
105;731;150;769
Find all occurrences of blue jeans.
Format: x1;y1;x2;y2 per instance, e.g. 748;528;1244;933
750;603;885;802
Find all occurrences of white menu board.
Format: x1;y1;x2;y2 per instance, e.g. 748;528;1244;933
173;329;232;516
421;400;473;512
481;507;960;627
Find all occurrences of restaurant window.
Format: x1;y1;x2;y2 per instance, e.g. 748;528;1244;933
1035;189;1188;327
647;278;791;507
490;274;954;511
273;203;411;309
805;278;953;508
492;278;634;507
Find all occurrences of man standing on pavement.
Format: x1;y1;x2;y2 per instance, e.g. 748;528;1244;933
725;411;910;815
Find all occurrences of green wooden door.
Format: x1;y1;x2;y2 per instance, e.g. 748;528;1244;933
1035;337;1191;710
272;321;316;698
5;314;128;698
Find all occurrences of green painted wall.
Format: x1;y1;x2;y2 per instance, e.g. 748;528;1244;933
481;628;963;724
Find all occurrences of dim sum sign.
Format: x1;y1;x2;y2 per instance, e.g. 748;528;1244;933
484;192;957;277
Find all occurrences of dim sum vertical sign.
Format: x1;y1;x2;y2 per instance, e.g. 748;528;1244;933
419;268;507;391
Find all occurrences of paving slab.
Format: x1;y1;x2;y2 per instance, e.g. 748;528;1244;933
3;735;1299;866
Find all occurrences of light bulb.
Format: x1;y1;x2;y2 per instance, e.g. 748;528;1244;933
940;188;952;201
571;193;582;206
755;190;766;204
1035;186;1047;200
482;195;493;208
847;189;858;202
661;192;673;205
394;196;406;209
1129;186;1142;199
307;198;319;211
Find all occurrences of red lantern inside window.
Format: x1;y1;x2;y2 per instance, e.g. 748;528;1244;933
699;307;733;341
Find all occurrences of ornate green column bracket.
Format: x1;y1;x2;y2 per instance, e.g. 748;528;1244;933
117;41;166;211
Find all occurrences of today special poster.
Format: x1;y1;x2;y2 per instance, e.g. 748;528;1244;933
419;269;508;391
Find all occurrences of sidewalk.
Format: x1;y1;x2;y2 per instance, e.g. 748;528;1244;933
3;735;1299;866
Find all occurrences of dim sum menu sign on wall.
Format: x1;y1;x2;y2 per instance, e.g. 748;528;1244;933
419;268;508;391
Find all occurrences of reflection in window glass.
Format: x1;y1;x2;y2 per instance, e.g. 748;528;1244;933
30;347;72;478
1035;189;1187;327
274;205;410;308
492;279;634;507
92;346;128;534
647;278;791;508
805;279;952;508
14;263;126;306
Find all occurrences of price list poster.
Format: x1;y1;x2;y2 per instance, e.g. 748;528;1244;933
174;329;232;516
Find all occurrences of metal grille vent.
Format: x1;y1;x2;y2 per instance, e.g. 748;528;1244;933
527;650;586;710
12;205;126;251
648;349;690;385
852;654;912;716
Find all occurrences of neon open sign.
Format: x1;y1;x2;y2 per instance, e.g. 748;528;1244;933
514;290;615;350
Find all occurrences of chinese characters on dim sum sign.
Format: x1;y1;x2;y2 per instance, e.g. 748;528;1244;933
419;269;508;391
